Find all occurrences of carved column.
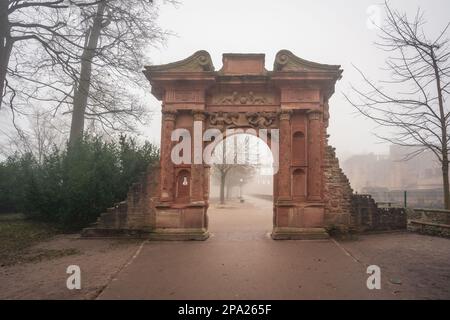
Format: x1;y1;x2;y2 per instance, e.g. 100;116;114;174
160;110;177;202
307;109;323;201
191;110;205;202
278;110;292;200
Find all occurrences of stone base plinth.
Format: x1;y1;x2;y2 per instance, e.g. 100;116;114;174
271;227;329;240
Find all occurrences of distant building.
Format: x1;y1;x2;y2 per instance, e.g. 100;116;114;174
342;145;443;208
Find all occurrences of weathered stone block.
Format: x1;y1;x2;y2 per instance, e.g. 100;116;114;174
183;208;205;228
156;210;182;228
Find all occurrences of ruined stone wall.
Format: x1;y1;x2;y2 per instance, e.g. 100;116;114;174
82;165;160;237
126;165;160;229
323;144;353;226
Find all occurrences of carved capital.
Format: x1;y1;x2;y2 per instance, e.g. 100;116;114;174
192;110;206;121
307;109;322;121
279;110;293;121
162;110;177;122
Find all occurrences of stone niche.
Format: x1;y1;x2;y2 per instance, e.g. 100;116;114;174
82;50;355;241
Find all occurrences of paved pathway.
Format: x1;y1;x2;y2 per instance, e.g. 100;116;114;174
98;196;450;299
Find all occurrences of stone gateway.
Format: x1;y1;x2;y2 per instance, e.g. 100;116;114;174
82;50;354;240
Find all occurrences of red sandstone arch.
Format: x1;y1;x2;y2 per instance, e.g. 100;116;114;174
142;50;343;240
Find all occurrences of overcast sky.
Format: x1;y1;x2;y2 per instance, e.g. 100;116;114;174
1;0;448;161
142;0;450;160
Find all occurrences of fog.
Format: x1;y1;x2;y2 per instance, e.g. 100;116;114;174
143;0;450;161
1;0;449;162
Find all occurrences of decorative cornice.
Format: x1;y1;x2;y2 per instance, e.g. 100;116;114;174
143;50;343;102
144;50;215;73
273;50;342;76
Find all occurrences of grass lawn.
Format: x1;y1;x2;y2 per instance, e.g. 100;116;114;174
0;214;78;266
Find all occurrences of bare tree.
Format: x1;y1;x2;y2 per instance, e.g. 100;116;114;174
344;1;450;209
1;1;173;143
0;107;66;162
211;135;257;205
224;166;255;200
68;0;174;143
1;1;98;118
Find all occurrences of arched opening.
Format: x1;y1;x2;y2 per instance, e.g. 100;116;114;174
207;132;275;237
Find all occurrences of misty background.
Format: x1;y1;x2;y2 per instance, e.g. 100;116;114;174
1;0;449;202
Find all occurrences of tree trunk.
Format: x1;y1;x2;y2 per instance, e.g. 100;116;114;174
431;49;450;210
0;1;12;108
442;159;450;211
220;172;226;205
69;1;106;143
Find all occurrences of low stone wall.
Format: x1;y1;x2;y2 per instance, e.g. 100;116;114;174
408;208;450;224
407;208;450;238
351;194;407;232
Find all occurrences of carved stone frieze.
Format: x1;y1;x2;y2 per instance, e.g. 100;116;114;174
207;111;277;129
211;91;275;105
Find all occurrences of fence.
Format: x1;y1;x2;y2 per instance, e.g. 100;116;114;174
362;188;444;209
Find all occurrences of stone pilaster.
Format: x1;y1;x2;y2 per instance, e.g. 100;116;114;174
191;110;205;202
160;110;177;202
277;110;292;201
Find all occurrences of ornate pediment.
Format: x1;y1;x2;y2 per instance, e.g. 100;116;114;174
273;50;341;73
144;50;215;73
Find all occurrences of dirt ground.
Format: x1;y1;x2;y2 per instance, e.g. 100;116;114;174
1;196;449;299
337;232;450;299
0;235;142;299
